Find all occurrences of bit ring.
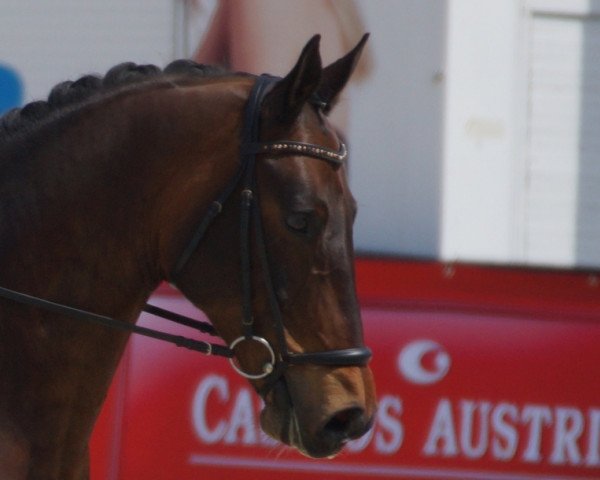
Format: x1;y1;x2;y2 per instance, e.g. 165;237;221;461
229;336;276;380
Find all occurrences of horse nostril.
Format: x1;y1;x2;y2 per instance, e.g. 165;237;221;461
322;406;367;440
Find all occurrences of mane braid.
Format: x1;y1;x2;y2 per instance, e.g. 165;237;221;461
0;60;229;140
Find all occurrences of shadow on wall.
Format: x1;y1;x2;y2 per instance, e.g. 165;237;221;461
576;11;600;267
0;63;23;115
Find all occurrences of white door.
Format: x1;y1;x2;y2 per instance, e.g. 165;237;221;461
524;0;600;267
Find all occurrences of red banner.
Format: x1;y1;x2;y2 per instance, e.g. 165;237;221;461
91;260;600;480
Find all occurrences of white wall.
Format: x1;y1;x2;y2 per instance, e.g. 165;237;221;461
440;0;600;268
349;0;447;257
440;0;524;263
0;0;176;102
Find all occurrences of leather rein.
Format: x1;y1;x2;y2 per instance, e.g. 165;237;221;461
0;74;371;388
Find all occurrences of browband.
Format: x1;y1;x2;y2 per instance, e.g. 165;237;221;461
241;141;347;165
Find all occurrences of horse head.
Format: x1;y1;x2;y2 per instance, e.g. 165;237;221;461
172;35;377;458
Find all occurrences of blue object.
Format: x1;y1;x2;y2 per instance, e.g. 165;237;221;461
0;64;24;114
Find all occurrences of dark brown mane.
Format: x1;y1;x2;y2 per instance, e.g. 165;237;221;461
0;60;231;141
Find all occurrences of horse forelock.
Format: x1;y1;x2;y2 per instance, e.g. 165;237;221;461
0;60;234;142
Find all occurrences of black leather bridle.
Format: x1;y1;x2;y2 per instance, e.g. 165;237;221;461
0;74;372;388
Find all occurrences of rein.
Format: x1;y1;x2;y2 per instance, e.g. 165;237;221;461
0;285;231;357
0;74;371;388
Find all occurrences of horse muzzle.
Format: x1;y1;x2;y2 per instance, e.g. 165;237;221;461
259;374;376;458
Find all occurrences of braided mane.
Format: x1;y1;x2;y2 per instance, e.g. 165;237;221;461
0;60;228;140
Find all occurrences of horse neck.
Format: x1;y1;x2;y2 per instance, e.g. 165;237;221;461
2;79;245;318
0;79;246;477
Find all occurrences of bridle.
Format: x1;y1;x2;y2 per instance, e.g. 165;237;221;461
0;74;371;391
170;74;371;385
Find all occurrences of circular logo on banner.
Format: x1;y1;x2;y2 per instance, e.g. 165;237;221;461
397;339;451;385
0;64;23;115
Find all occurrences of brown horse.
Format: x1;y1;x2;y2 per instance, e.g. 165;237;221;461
0;35;376;479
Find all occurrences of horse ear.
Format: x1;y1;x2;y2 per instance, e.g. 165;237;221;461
317;33;369;114
262;35;322;125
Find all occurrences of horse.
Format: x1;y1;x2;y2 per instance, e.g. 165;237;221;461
0;35;376;479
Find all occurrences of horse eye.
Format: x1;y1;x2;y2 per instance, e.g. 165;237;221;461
286;212;309;234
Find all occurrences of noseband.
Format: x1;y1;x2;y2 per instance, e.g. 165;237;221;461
0;75;371;391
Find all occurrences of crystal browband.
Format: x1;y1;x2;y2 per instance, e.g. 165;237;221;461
242;141;347;165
